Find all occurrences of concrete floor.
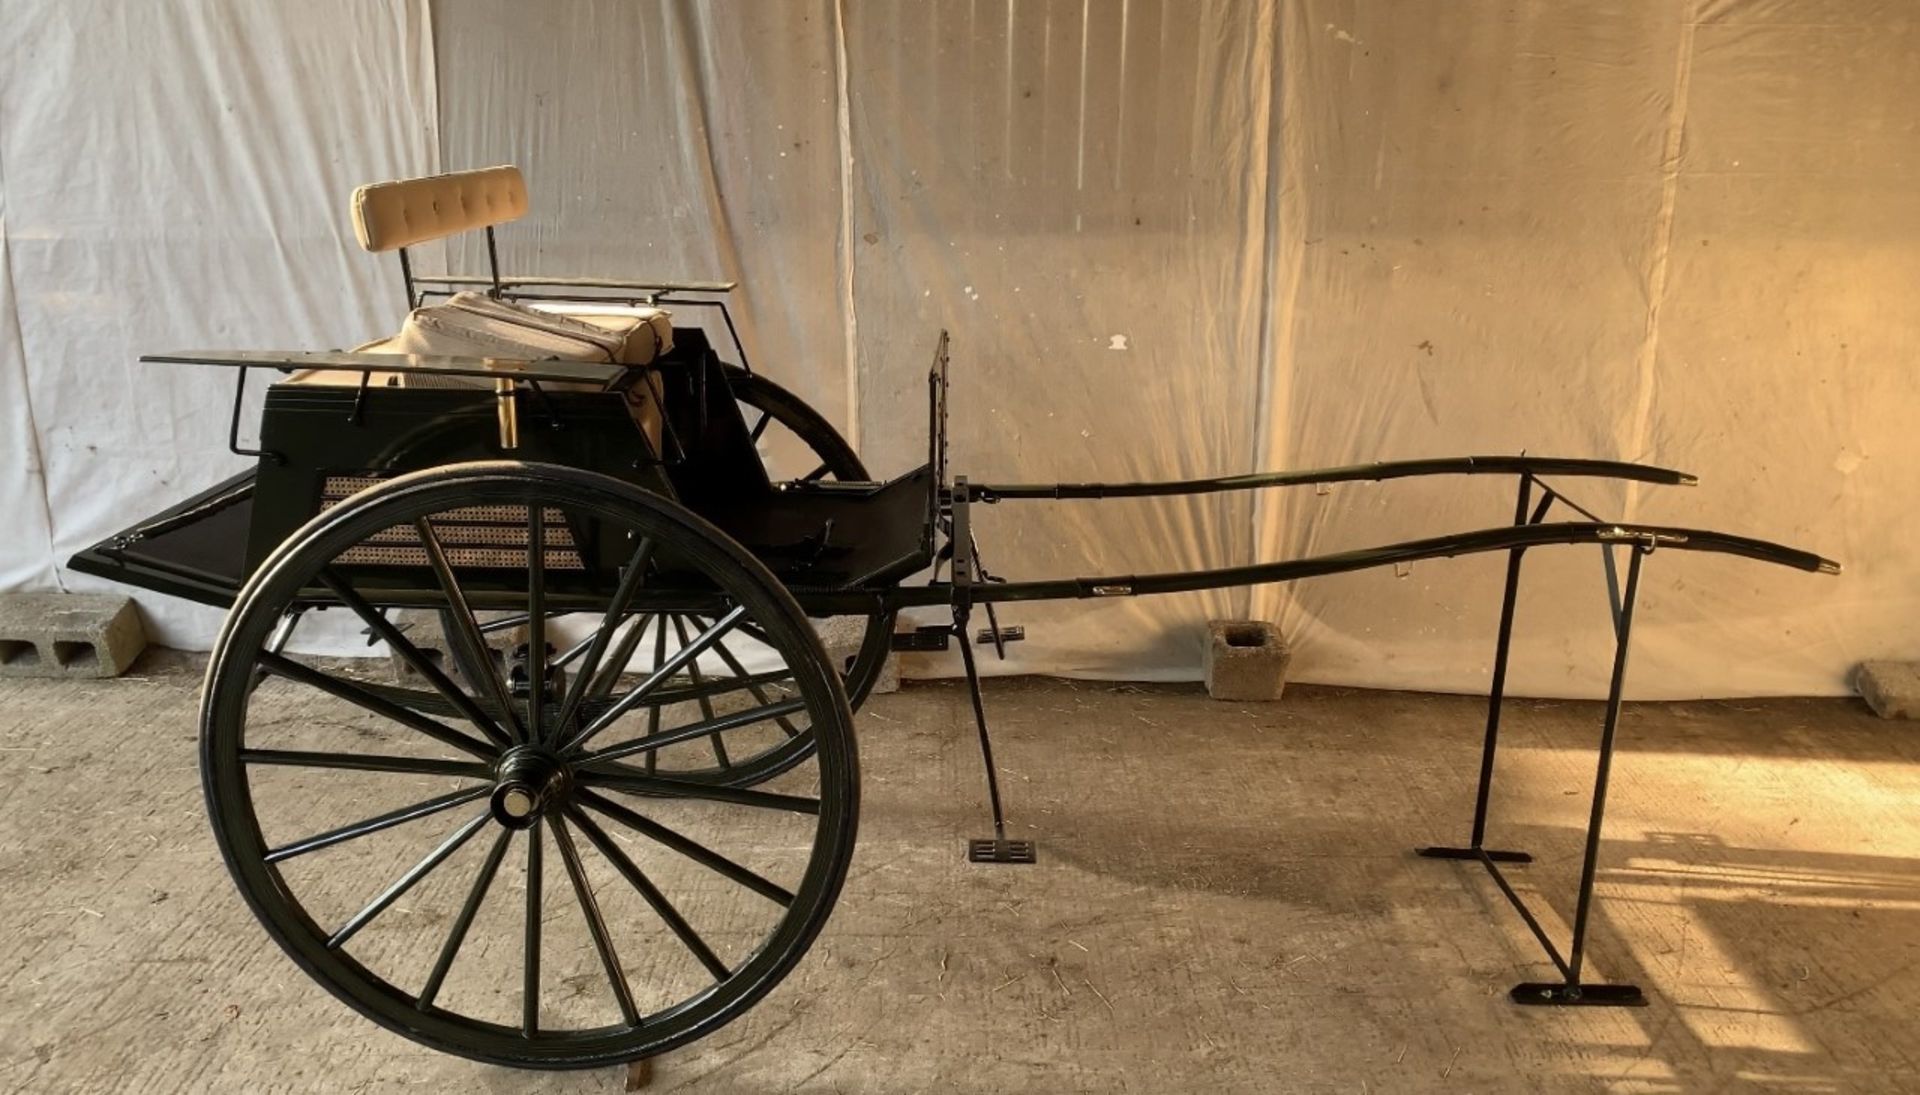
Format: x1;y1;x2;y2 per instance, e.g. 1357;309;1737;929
2;656;1917;1093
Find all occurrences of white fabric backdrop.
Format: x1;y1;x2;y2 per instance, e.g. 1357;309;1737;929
1;0;1912;698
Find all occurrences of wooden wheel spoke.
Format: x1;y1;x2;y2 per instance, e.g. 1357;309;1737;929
417;827;514;1011
578;766;820;816
523;818;542;1037
477;610;566;636
747;411;772;443
415;519;526;744
525;508;548;744
704;633;805;739
555;538;658;732
562;606;748;753
258;652;496;760
577;698;808;766
266;786;490;864
240;748;493;780
318;572;512;749
579;790;795;907
645;613;668;775
670;615;731;769
567;807;731;981
551;816;642;1026
327;813;490;950
800;462;831;483
588;612;654;699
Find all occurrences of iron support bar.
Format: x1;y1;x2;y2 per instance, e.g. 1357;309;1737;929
951;478;1033;864
1420;541;1654;1008
1416;474;1539;861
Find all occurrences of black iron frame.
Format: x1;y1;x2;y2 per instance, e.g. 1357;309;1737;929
1410;472;1661;1006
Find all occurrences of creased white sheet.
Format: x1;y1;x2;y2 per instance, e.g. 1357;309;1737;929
1;0;1911;698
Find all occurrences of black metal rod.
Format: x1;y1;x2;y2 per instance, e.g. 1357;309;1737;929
956;608;1010;844
398;247;418;309
484;227;503;296
411;273;738;294
1566;547;1647;985
1478;852;1572;979
716;300;752;375
1602;544;1624;640
1533;479;1610;523
973;456;1697;501
1468;476;1534;849
226;366;284;464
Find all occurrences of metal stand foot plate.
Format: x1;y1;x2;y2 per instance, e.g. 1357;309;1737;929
1510;982;1647;1007
1416;846;1534;864
968;838;1036;864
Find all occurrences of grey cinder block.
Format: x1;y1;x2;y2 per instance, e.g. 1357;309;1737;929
1204;619;1290;702
0;592;148;678
1855;661;1920;720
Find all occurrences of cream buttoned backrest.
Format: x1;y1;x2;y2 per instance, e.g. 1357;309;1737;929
350;165;528;253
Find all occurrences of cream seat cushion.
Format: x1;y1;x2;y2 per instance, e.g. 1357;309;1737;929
392;292;672;366
289;292;672;450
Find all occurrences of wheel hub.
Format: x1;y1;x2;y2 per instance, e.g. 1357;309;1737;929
490;745;570;829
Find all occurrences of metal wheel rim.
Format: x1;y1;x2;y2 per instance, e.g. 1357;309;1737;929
200;462;858;1068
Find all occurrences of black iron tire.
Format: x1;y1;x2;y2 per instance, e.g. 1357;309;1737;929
201;461;859;1069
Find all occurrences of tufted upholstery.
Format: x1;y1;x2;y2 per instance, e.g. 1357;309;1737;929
350;165;529;253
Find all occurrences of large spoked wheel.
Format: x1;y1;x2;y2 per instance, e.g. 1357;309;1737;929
202;462;858;1069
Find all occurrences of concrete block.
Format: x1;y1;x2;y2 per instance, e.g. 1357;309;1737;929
1855;660;1920;720
869;649;902;695
816;616;900;696
1204;619;1290;702
0;592;148;679
390;609;526;687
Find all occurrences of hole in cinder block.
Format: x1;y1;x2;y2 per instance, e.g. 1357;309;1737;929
53;641;97;669
1;640;40;667
1222;624;1270;649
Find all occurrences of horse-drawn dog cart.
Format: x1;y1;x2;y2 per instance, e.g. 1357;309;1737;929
69;167;1838;1069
